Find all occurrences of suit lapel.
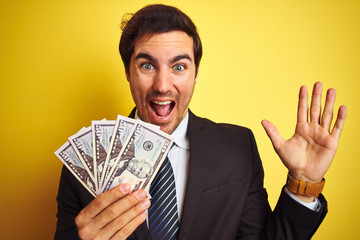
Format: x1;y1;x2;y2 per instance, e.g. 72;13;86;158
178;111;208;240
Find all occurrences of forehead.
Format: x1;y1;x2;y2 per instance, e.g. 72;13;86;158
133;31;194;58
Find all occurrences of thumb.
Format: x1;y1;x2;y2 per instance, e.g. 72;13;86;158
261;119;284;152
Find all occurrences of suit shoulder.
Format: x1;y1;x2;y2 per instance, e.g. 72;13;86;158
194;115;253;137
219;122;252;135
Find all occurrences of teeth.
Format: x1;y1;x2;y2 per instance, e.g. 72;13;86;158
152;100;172;105
155;114;167;119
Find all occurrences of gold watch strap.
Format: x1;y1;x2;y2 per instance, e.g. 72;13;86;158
286;174;325;198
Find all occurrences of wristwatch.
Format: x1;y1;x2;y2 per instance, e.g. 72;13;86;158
286;174;325;198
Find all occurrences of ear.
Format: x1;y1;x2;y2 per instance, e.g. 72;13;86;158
195;67;199;84
125;69;130;82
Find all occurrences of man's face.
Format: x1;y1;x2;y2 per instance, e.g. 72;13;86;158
127;31;197;134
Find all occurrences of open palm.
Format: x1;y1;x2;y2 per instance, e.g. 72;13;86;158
262;82;347;183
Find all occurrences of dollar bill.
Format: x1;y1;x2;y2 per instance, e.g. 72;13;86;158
102;121;173;193
55;141;96;197
136;118;162;131
98;116;136;193
92;120;116;191
68;126;96;186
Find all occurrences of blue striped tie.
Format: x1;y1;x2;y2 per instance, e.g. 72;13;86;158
149;157;179;240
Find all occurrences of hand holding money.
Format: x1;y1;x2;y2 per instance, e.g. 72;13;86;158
75;183;150;240
55;115;173;197
55;115;170;239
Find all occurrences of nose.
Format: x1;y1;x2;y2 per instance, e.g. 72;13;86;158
153;68;172;93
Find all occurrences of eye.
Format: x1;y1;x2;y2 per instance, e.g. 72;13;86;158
173;64;185;72
141;63;154;71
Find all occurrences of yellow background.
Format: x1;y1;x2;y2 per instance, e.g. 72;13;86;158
1;0;359;239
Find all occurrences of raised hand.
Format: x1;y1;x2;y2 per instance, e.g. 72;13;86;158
262;82;347;184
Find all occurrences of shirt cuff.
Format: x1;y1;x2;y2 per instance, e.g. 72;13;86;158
284;187;322;212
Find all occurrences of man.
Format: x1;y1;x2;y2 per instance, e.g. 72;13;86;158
55;4;347;240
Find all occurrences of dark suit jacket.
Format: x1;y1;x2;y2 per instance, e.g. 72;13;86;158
55;110;327;240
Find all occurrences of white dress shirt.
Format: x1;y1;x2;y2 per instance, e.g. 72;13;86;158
166;113;190;221
135;111;190;221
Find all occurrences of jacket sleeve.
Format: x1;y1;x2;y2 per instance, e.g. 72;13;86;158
54;166;93;240
265;189;327;239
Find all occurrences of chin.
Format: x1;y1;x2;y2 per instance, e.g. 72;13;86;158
159;125;175;135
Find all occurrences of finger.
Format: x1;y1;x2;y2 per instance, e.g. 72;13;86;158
80;184;131;220
310;82;323;124
331;105;347;140
110;211;148;240
261;119;285;152
102;198;150;239
321;88;336;131
297;85;308;124
93;190;147;230
75;184;132;239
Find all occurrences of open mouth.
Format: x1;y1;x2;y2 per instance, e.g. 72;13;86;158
149;100;175;119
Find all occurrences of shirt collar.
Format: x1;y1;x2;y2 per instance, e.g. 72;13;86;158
134;110;189;150
170;112;189;150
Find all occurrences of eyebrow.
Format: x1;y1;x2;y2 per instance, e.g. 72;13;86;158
134;52;192;64
170;54;192;64
134;53;156;62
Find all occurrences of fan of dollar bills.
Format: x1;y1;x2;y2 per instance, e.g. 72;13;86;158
55;115;174;197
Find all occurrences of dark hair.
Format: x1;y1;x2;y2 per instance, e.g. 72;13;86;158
119;4;202;75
